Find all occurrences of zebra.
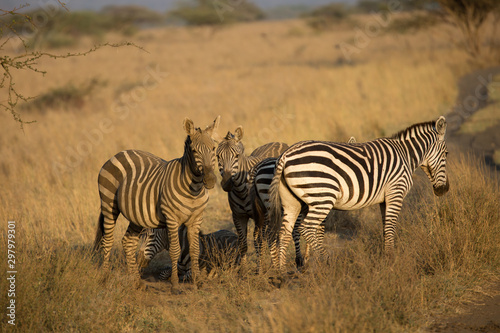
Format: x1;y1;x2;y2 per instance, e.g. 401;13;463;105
138;225;239;281
249;157;306;270
248;137;357;269
93;116;220;293
269;117;449;273
216;126;288;269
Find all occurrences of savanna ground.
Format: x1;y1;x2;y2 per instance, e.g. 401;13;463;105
1;12;500;332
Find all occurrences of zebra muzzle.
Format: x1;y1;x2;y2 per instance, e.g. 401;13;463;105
433;179;449;196
203;170;217;189
220;173;233;192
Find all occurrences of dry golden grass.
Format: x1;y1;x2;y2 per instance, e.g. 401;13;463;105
1;16;499;332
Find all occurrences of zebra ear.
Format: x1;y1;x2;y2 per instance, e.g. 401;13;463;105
205;115;221;138
235;126;243;141
183;118;195;135
435;116;447;138
208;115;221;132
347;136;356;144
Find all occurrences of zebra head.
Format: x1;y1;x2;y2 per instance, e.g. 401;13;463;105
216;126;244;192
420;116;449;197
183;116;221;189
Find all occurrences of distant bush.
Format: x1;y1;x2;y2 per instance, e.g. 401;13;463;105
387;13;440;34
303;3;351;31
168;0;265;26
101;5;164;27
21;78;105;112
355;0;389;13
355;0;433;13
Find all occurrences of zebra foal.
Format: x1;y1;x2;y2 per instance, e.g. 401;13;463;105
93;116;220;293
216;126;288;268
138;225;239;281
269;117;449;273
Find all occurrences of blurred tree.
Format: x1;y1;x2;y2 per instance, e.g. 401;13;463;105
303;3;350;31
169;0;264;26
356;0;388;13
0;3;139;129
437;0;500;55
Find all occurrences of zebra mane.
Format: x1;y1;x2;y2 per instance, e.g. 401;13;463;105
182;135;202;176
390;120;436;141
224;131;235;140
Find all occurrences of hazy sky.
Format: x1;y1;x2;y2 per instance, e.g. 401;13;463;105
3;0;358;12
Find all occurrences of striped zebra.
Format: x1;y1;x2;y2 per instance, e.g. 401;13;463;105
138;225;239;281
269;117;449;272
249;157;306;269
248;137;357;269
216;126;288;268
93;116;220;293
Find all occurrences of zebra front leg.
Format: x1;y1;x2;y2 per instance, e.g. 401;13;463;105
186;222;202;288
121;224;143;286
168;222;182;295
233;214;250;267
381;195;404;254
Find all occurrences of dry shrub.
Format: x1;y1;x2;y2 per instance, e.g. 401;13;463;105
20;78;105;113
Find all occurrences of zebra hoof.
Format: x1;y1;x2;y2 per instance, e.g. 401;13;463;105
194;280;203;289
295;256;305;269
171;287;183;295
134;279;145;290
268;276;283;288
98;273;109;285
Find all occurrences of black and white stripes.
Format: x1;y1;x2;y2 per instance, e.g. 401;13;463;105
269;117;449;272
93;116;220;293
216;126;288;267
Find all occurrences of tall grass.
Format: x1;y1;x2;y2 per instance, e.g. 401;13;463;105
1;17;499;331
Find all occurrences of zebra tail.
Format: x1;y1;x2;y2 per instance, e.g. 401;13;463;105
93;212;105;253
268;156;285;242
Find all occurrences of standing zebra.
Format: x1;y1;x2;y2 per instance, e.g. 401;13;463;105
249;137;357;269
249;157;306;269
138;225;239;281
93;116;220;293
216;126;288;268
269;117;449;272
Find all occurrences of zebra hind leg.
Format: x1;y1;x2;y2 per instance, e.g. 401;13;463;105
293;206;308;269
121;224;143;287
292;223;304;269
96;212;119;271
253;223;265;274
300;205;332;267
274;181;303;278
